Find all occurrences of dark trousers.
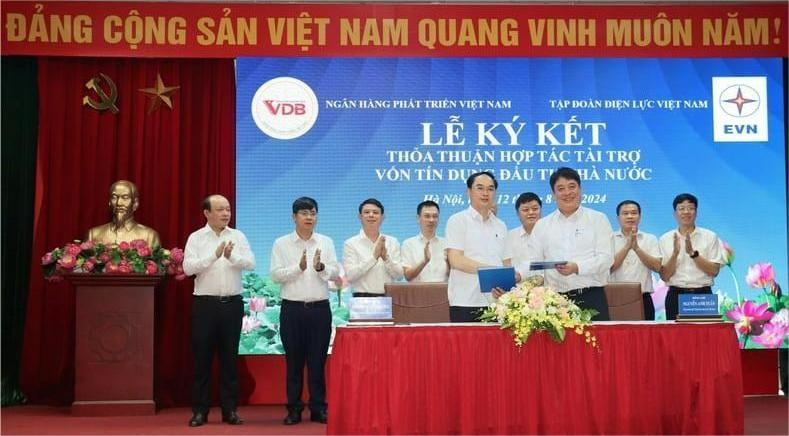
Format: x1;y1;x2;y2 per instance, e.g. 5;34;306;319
191;295;244;415
643;293;656;321
566;287;610;321
449;306;486;322
665;286;712;320
279;299;332;413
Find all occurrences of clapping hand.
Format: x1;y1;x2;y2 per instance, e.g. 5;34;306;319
684;234;694;256
223;241;235;259
215;241;227;258
299;249;308;271
672;233;681;257
313;248;324;271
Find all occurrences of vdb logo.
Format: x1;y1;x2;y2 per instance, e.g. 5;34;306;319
251;77;318;140
712;77;768;142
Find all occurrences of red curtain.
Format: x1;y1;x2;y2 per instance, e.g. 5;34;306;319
21;57;236;406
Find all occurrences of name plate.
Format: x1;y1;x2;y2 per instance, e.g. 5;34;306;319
349;297;393;320
679;294;719;316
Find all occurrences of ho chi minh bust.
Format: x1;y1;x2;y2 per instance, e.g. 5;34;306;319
87;180;161;248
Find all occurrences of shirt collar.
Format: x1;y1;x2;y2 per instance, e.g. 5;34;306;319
290;230;317;243
201;223;232;237
467;206;494;223
418;233;438;243
556;206;583;222
614;229;642;238
358;228;379;243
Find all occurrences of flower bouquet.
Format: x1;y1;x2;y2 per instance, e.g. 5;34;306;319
480;275;598;348
41;239;186;281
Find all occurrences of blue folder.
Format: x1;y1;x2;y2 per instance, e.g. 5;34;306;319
478;266;516;293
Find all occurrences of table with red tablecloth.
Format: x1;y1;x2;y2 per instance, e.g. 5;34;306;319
327;323;743;434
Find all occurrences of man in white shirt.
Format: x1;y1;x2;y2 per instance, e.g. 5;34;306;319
659;193;724;320
183;195;255;427
610;200;661;320
446;171;511;322
505;192;542;279
270;197;338;426
343;198;404;296
402;200;449;282
532;167;614;321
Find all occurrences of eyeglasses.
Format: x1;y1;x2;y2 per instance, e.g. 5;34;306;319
473;185;495;193
297;210;317;217
676;206;696;213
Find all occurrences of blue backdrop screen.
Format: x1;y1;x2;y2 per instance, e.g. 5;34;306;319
236;58;787;353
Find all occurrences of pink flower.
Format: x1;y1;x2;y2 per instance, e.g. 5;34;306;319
752;322;789;348
249;297;267;313
79;240;95;251
137;246;151;257
82;258;96;272
720;240;734;267
726;301;774;336
64;243;81;256
241;315;262;334
118;241;130;251
130;239;148;250
98;252;111;263
770;309;789;328
117;260;132;274
57;254;77;270
145;260;159;274
105;262;119;273
170;248;184;263
41;252;55;265
746;262;775;289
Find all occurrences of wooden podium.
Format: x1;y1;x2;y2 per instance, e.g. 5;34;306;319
66;273;164;416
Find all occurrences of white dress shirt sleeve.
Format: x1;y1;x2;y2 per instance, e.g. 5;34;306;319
384;239;404;280
343;239;377;282
575;214;614;276
705;235;725;264
401;238;418;268
270;238;303;284
228;231;256;271
318;237;340;282
183;232;217;276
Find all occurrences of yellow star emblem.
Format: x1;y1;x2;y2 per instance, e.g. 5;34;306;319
139;73;180;113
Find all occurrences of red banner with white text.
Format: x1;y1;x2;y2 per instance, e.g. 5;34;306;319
1;2;787;58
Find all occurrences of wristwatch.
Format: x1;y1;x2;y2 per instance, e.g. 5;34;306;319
690;250;700;259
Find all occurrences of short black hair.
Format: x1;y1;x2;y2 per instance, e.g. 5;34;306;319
515;192;542;210
417;200;440;215
672;193;698;210
202;195;216;211
359;198;384;214
466;171;498;189
292;197;318;214
616;200;641;215
549;167;581;191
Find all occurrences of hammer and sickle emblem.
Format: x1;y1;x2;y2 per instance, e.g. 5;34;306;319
83;73;119;114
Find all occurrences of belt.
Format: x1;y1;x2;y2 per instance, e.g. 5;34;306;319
669;286;712;293
565;286;604;297
281;298;329;308
193;294;242;303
